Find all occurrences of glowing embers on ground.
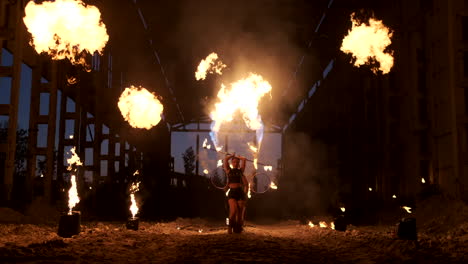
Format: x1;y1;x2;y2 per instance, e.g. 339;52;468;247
195;52;226;80
307;220;335;230
23;0;108;67
340;13;393;74
118;86;164;130
66;147;82;214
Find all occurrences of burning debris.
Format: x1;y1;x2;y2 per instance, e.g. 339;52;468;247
340;13;393;74
118;86;164;130
23;0;109;67
195;52;226;80
402;206;412;214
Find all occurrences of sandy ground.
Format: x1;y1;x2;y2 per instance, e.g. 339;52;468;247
0;218;466;264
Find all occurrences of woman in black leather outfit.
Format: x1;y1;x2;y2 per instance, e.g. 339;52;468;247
223;154;248;234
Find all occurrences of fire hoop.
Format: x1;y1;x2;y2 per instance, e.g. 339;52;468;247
249;172;272;194
209;167;228;190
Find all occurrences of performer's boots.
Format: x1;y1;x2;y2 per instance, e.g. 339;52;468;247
228;218;235;234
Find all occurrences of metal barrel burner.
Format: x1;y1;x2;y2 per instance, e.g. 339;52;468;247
126;217;139;230
58;211;81;238
397;217;417;240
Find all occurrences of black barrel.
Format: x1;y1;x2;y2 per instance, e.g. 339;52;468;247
126;217;139;230
334;215;347;232
58;211;81;238
397;217;417;240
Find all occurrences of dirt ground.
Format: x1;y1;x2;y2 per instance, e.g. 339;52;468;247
0;217;466;264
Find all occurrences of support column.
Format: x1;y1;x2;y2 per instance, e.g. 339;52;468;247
45;62;58;201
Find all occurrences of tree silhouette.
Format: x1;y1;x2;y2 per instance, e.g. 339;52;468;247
181;146;196;188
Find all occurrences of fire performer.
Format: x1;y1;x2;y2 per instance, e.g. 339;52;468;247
223;154;248;234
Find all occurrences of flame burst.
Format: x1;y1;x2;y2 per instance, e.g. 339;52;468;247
68;175;79;214
319;221;328;228
195;52;226;80
270;182;278;190
308;221;315;228
203;138;211;150
340;13;393;74
209;73;272;150
129;181;140;218
402;206;412;213
23;0;108;66
118;86;164;130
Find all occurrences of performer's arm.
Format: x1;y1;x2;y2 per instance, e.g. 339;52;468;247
239;155;247;173
224;154;233;174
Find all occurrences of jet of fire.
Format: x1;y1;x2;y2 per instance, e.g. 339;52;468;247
209;73;272;150
195;52;226;80
402;206;412;213
68;175;79;214
23;0;108;67
118;86;164;130
66;147;81;214
129;181;140;218
340;13;393;74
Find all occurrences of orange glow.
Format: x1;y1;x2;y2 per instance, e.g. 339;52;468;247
319;221;327;228
118;86;164;130
270;182;278;190
129;181;140;218
341;13;393;74
68;175;79;214
195;52;226;80
23;0;108;67
308;221;315;228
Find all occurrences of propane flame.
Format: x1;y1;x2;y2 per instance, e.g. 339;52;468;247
195;52;226;80
217;160;223;167
68;175;79;214
118;86;164;130
331;222;335;230
270;182;278;190
247;183;252;199
129;181;140;218
421;178;426;184
23;0;108;67
264;166;273;171
308;221;315;228
209;73;272;151
319;221;327;228
402;206;412;213
67;76;77;85
248;142;258;153
340;207;346;213
67;147;82;171
340;13;393;74
203;169;209;175
203;138;211;150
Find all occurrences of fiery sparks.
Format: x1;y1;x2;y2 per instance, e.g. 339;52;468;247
23;0;108;66
402;206;412;213
118;86;164;130
270;182;278;190
68;175;79;214
203;138;211;150
368;187;373;191
129;181;140;218
392;194;397;199
209;73;272;150
331;222;335;230
340;13;393;74
247;183;252;199
422;178;426;184
340;207;346;213
67;76;77;85
308;221;315;228
203;169;209;175
248;142;258;153
195;52;226;80
67;147;82;171
319;221;328;228
225;188;230;197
